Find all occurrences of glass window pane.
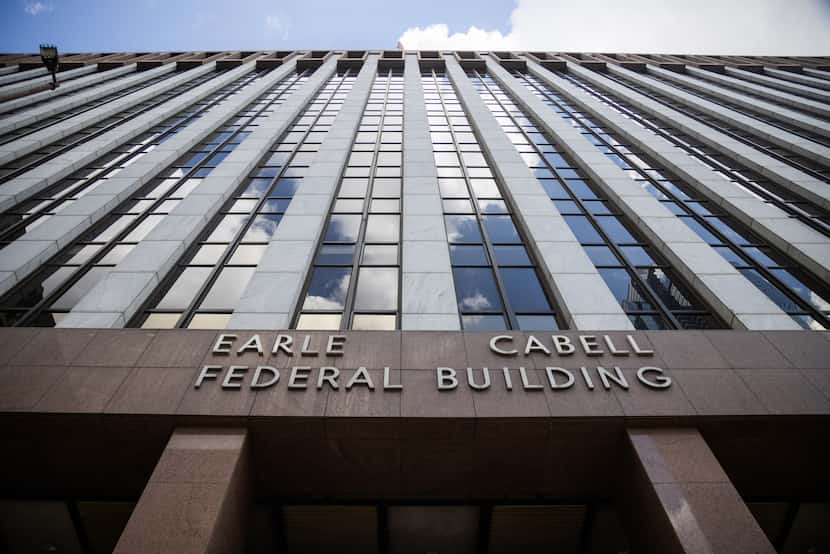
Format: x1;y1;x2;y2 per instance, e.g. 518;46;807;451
50;267;109;311
639;268;693;310
365;214;400;242
370;199;400;213
354;268;398;311
445;215;482;243
141;313;181;329
157;267;212;309
438;178;469;198
363;244;398;265
443;199;473;213
450;245;488;266
199;267;255;310
499;268;551;313
620;246;656;266
599;268;655;311
191;244;227;265
470;179;500;198
493;245;531;266
461;314;506;331
187;313;231;329
296;313;342;330
517;314;559;330
770;269;830;312
352;314;396;330
452;267;503;313
372;178;401;197
596;216;636;243
242;214;281;242
477;199;508;214
207;214;247;242
334;199;364;212
564;216;603;243
325;214;361;242
584;246;619;266
339;179;368;197
303;267;351;310
229;245;266;265
630;314;669;330
482;215;521;243
318;245;355;265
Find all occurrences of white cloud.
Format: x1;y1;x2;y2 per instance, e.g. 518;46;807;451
264;14;290;40
397;0;830;55
24;1;51;15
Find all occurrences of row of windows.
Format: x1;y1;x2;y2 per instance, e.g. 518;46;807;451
469;70;720;330
0;69;217;185
0;70;266;245
295;69;404;330
425;70;562;331
135;70;356;329
548;70;830;329
0;65;130;117
624;70;830;184
0;67;312;327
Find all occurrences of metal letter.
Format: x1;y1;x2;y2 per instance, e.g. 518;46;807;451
524;335;551;356
272;334;293;355
194;365;222;388
579;335;604;356
580;367;595;390
288;367;311;389
251;366;280;389
627;335;654;356
222;366;248;389
551;335;575;355
326;335;347;356
596;366;629;390
436;367;458;390
603;335;630;356
212;334;237;354
637;366;671;389
545;367;575;390
346;367;375;390
502;367;513;390
519;367;542;390
300;335;319;356
317;366;340;390
237;334;263;356
489;335;518;355
384;367;402;390
466;367;491;390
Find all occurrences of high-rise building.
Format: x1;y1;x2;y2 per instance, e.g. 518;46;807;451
0;49;828;553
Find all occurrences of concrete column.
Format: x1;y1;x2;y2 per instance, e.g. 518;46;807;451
619;428;775;554
228;55;379;330
0;60;285;301
619;64;830;165
0;64;137;131
803;67;830;82
0;65;98;102
60;57;338;328
685;65;830;122
0;67;48;87
487;58;799;330
400;53;460;330
113;428;250;554
566;63;830;212
446;55;632;330
0;64;219;212
726;67;830;101
0;62;201;166
766;67;830;92
523;60;830;284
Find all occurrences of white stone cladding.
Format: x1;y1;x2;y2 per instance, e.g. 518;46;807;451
0;64;138;133
489;58;800;330
631;65;830;164
446;55;633;330
0;62;200;166
0;59;287;301
522;59;830;285
58;56;340;328
0;65;98;102
0;66;48;87
400;53;461;330
227;55;380;330
684;65;830;124
723;67;830;102
0;66;19;77
766;67;830;92
570;63;830;212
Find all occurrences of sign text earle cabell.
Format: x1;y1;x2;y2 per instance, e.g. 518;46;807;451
194;333;671;392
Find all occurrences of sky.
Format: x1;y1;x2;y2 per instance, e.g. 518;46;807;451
1;0;830;55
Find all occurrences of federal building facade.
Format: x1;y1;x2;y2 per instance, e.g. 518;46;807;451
0;48;828;552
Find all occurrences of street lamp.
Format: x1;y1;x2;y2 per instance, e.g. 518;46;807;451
39;43;59;89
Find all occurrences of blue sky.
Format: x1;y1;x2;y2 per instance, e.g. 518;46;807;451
0;0;514;52
2;0;830;55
